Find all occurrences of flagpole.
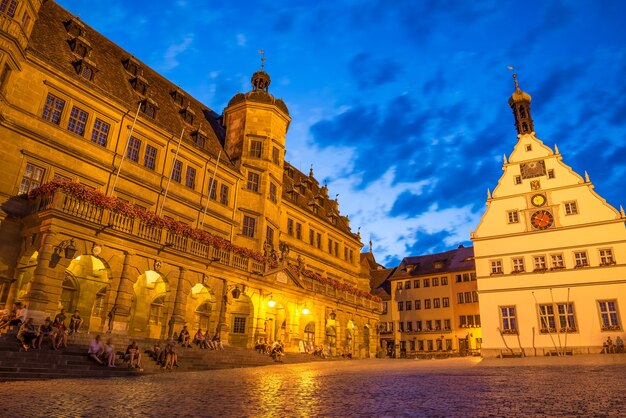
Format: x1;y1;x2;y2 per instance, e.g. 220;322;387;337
110;101;142;196
159;128;185;216
200;150;221;228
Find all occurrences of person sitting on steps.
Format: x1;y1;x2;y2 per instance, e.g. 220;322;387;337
35;317;56;350
178;325;192;348
16;318;37;351
88;334;105;365
68;310;83;335
195;329;208;349
103;337;116;367
212;332;223;350
204;329;215;350
125;341;142;369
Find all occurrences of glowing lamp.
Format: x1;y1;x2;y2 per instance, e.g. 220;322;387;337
302;308;310;315
267;298;276;308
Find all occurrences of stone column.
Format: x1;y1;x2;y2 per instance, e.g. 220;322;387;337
167;267;187;337
23;230;58;323
217;280;231;345
109;251;134;334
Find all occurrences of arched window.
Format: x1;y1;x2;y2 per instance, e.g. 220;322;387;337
149;295;165;325
522;122;529;132
304;322;315;343
519;105;527;119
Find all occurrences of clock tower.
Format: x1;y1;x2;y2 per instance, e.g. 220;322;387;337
472;75;626;357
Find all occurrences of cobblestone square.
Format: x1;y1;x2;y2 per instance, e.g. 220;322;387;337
0;355;624;417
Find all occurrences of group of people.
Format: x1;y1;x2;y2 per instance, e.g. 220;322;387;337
0;304;84;352
254;339;285;362
177;325;224;350
147;339;180;370
88;335;143;370
602;336;625;354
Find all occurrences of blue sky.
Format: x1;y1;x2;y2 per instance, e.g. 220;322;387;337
57;0;626;267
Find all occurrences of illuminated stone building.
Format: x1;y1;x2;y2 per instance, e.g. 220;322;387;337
0;1;380;356
387;246;481;356
472;75;626;357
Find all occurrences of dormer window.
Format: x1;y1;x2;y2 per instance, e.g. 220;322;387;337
180;106;195;125
123;57;141;76
130;75;149;95
64;17;84;37
171;90;185;106
191;130;207;148
69;37;92;58
73;58;97;81
140;98;158;119
433;261;444;269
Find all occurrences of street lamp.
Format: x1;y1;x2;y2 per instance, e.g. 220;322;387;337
267;295;276;308
49;239;78;268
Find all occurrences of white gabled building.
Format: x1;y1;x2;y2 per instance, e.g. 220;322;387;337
472;75;626;357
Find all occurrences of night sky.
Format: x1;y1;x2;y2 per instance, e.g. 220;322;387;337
56;0;626;267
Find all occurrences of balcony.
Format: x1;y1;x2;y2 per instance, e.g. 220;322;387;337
24;185;382;311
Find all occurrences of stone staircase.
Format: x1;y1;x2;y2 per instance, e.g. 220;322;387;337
0;331;330;381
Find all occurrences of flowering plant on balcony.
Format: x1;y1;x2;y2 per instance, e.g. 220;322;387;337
601;324;621;331
501;328;518;335
29;179;272;264
288;263;382;302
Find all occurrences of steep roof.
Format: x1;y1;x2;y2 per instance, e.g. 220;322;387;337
390;246;475;280
369;267;395;301
29;1;231;167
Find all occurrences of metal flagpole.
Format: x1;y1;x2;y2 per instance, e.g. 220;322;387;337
200;150;221;228
159;128;185;216
110;101;142;196
563;287;571;355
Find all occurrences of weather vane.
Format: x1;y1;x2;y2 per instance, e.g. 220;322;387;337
507;66;519;90
258;50;265;70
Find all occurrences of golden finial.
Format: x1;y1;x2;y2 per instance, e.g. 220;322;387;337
508;66;520;91
309;164;314;177
258;50;265;70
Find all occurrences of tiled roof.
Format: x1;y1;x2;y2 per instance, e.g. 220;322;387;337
29;1;231;167
282;162;357;237
390;246;475;280
369;267;395;300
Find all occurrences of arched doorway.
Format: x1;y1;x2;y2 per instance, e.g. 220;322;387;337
60;275;79;312
265;301;288;344
304;322;315;343
129;270;169;338
363;325;371;358
185;283;217;335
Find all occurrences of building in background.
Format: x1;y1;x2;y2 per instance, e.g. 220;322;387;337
362;250;395;357
472;75;626;357
0;1;380;356
386;246;480;357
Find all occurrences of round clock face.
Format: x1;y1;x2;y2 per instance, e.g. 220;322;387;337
531;210;554;230
531;194;547;207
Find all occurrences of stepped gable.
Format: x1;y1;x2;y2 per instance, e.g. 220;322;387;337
395;246;475;278
282;162;357;237
28;1;231;167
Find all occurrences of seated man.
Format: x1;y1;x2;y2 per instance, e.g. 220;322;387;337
212;333;224;350
68;310;83;334
16;318;38;351
88;334;105;365
178;326;191;348
7;303;27;331
35;317;56;350
195;329;208;349
53;308;67;328
125;341;142;369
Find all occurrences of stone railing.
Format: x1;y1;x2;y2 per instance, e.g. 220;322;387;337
31;190;381;312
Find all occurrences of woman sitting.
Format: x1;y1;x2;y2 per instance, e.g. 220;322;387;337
17;318;38;351
178;326;192;348
124;341;142;369
204;330;215;350
103;337;116;367
195;329;208;349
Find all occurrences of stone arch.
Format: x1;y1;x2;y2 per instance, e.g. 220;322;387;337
60;273;79;312
264;297;290;344
185;282;218;334
64;254;112;332
129;270;170;338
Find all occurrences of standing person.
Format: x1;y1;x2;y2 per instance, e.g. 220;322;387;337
68;310;83;334
88;335;105;365
16;318;38;351
616;336;624;353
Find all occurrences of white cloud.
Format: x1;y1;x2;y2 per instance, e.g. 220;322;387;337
159;34;194;72
236;33;247;47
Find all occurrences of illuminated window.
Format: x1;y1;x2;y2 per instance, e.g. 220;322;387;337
442;297;449;308
441;276;448;285
432;277;439;286
18;163;45;195
424;299;431;309
433;298;440;308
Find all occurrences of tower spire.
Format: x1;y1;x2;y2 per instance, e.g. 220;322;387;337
507;71;534;135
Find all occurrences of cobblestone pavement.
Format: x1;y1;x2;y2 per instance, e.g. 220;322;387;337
1;354;625;417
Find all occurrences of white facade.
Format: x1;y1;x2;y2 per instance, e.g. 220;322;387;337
472;81;626;357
